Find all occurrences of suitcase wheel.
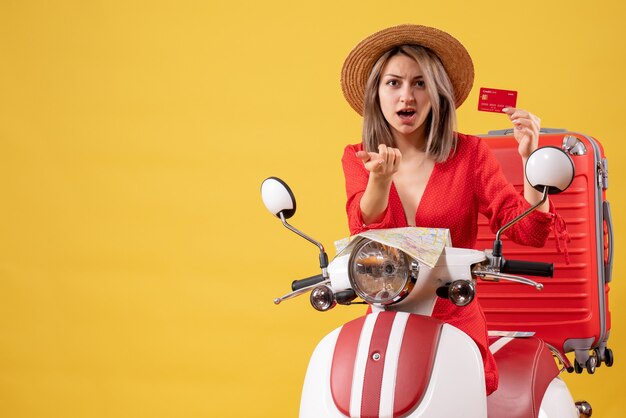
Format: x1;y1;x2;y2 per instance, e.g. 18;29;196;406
594;348;603;368
585;355;597;374
574;360;583;374
574;352;598;374
604;347;614;367
594;346;615;367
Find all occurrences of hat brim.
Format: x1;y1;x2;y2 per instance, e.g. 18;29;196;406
341;24;474;115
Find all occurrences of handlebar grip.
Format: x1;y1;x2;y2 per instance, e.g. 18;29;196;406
501;259;554;277
291;274;325;291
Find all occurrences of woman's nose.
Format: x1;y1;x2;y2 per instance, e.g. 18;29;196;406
400;87;415;103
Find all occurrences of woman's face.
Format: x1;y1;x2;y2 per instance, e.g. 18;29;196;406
378;54;432;143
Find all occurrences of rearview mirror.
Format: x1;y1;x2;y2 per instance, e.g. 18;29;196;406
261;177;297;219
525;146;575;194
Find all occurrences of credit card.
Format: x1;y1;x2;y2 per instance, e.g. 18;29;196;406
478;87;517;113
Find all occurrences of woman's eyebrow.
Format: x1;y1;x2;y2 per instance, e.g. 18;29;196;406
382;73;424;78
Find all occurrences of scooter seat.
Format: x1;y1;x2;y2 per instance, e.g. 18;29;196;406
487;336;560;418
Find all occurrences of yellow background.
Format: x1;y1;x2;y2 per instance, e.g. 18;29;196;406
1;0;624;416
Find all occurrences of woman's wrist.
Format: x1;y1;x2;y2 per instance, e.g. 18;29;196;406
369;171;394;187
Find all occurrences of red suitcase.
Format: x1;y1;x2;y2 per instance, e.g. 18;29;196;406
475;128;613;373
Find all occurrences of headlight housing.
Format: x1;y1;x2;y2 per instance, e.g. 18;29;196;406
447;280;475;306
348;239;416;305
310;285;336;311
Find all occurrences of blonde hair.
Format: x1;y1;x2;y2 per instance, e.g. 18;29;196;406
362;45;458;162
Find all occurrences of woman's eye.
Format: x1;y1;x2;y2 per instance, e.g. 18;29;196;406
385;79;399;87
415;80;425;88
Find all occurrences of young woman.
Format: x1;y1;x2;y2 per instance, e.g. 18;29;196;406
340;24;567;395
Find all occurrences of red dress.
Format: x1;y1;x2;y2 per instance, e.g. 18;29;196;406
342;133;561;395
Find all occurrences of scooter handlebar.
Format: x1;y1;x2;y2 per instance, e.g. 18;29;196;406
501;259;554;278
292;274;325;291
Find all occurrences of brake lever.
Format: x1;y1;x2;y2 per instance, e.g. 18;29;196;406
273;279;331;305
472;269;544;290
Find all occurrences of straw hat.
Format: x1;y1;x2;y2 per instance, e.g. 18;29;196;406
341;24;474;115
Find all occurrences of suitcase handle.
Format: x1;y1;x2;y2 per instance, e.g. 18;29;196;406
485;128;568;136
501;259;554;277
603;201;614;283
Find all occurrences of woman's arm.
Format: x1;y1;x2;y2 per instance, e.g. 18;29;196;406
356;144;402;224
342;144;401;234
473;135;555;248
502;107;549;212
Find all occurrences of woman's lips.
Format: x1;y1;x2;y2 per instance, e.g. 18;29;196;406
397;110;416;124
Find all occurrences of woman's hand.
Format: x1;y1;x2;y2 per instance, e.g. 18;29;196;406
356;144;402;225
356;144;402;178
503;108;549;212
503;108;541;160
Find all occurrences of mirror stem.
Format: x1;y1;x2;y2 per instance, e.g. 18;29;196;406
495;186;549;243
491;186;549;266
279;212;329;278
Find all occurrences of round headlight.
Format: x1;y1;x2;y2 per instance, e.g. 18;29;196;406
348;239;414;305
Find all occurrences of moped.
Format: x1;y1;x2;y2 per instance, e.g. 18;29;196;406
261;146;592;418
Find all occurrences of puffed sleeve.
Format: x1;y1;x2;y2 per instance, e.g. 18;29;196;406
473;138;556;247
342;144;395;235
